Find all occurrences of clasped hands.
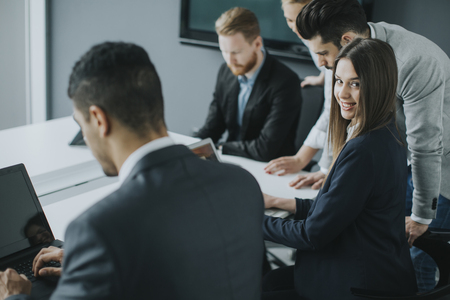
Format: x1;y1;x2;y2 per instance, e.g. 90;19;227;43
0;246;63;300
264;155;325;189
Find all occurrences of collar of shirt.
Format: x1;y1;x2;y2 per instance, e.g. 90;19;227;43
118;136;174;185
237;47;266;87
368;23;376;39
346;123;359;142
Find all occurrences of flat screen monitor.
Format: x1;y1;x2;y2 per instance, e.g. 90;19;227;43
179;0;312;61
179;0;373;61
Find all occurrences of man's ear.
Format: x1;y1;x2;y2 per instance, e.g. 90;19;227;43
340;32;357;47
253;36;263;50
88;105;110;138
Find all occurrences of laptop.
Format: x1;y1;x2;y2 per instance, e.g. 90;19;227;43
0;163;63;299
69;129;86;146
187;138;222;162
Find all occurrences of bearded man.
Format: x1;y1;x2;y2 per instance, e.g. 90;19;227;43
195;7;302;162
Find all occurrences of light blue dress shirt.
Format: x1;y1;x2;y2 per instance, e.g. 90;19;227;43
236;48;266;134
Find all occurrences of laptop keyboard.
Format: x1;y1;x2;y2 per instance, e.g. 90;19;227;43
13;260;61;282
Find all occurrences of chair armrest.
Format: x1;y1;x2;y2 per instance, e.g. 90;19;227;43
413;230;450;288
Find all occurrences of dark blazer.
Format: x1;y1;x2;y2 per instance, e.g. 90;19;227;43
196;52;302;162
15;145;265;300
263;122;417;299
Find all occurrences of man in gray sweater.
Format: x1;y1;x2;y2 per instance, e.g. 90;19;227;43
282;0;449;292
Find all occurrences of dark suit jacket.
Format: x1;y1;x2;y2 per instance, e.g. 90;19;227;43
263;122;417;299
196;53;301;162
13;145;265;300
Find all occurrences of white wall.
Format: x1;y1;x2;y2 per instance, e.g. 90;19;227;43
0;0;27;130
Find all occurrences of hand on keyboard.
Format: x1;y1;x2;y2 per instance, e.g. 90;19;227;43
13;259;61;282
33;246;64;278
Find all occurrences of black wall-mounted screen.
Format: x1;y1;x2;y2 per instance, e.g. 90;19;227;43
179;0;373;61
179;0;312;61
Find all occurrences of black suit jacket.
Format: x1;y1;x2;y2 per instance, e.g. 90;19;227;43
263;122;417;299
16;145;265;300
196;53;301;162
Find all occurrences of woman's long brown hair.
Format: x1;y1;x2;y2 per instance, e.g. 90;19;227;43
327;38;399;174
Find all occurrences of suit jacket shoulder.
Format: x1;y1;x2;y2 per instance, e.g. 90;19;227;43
51;145;265;300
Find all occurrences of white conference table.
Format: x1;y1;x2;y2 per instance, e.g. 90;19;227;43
1;117;318;240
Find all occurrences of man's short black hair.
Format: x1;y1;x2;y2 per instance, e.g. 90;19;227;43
297;0;368;48
68;42;166;136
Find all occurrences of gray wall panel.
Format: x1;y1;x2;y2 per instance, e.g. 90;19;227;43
0;0;27;130
371;0;450;56
48;0;317;135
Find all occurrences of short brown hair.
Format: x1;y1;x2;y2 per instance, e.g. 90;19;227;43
215;7;260;44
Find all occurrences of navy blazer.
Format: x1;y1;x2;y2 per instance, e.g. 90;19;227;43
263;123;417;299
12;145;265;300
196;52;301;162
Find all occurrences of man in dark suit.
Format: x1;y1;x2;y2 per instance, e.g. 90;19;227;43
195;7;302;162
0;42;265;300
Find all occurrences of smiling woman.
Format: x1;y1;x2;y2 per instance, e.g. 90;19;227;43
333;58;360;122
261;38;416;300
328;37;399;161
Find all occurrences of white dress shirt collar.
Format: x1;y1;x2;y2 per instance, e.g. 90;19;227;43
368;23;376;39
346;123;359;142
118;136;174;185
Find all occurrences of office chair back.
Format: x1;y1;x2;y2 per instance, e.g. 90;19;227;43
414;230;450;289
294;85;324;151
351;230;450;300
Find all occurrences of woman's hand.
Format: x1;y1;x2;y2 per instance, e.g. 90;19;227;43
263;193;296;213
289;171;325;190
264;156;306;176
300;72;325;88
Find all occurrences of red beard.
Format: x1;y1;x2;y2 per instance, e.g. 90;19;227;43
227;51;258;76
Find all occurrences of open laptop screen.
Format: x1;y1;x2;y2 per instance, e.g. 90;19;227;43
0;164;54;259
